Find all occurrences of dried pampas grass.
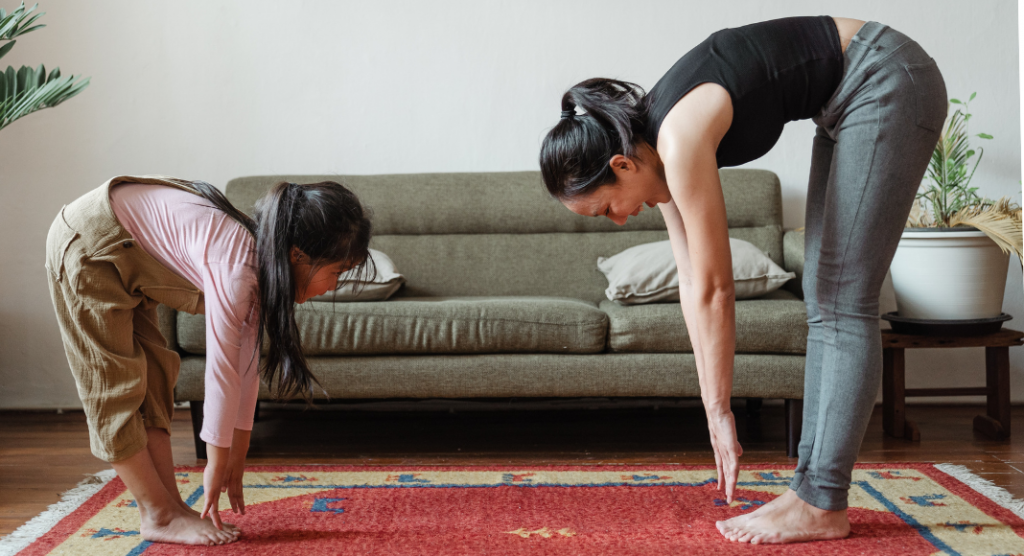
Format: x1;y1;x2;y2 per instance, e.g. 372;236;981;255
948;197;1023;267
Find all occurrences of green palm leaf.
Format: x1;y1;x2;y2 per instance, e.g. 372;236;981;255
0;2;88;131
0;63;88;130
0;2;45;62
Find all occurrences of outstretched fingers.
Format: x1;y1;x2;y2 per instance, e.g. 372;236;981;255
724;442;741;503
708;426;725;497
709;411;742;503
201;498;223;531
227;472;246;516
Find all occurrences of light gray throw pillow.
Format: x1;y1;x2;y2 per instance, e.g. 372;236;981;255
598;239;795;305
309;248;405;302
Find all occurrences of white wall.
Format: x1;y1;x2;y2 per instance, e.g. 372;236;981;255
0;0;1020;408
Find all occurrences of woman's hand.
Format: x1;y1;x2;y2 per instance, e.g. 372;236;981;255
201;445;231;530
707;408;742;503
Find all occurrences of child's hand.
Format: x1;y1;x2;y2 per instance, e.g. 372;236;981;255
223;429;251;515
222;460;245;515
201;445;231;530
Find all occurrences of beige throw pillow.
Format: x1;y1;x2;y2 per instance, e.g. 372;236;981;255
597;239;795;305
309;248;405;302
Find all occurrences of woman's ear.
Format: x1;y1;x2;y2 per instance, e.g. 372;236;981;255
290;246;308;265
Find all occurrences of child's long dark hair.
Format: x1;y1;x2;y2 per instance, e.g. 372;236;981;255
190;179;373;400
539;78;648;199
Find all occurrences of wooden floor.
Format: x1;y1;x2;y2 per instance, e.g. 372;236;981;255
3;400;1024;536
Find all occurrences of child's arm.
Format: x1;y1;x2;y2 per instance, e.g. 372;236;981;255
219;310;260;519
198;262;260;528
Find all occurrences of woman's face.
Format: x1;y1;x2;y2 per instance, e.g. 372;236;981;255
561;150;672;226
290;248;354;303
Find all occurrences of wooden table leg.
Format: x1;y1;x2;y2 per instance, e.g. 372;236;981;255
883;347;905;438
975;346;1011;439
883;348;893;436
882;347;919;441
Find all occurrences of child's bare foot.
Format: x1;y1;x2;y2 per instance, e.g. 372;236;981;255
141;508;241;546
177;499;201;517
716;489;850;544
175;499;240;533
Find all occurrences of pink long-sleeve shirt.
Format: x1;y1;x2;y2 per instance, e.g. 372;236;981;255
110;183;259;449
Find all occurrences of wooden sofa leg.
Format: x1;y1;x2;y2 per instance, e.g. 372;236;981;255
189;401;207;460
743;398;765;442
785;399;803;458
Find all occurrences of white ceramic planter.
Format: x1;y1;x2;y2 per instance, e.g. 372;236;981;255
890;229;1009;320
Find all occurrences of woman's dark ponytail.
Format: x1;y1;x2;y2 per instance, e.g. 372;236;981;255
191;179;373;401
539;78;647;199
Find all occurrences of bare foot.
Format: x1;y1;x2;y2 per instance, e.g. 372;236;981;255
716;489;850;544
715;492;775;530
177;499;202;517
176;499;240;534
141;508;241;546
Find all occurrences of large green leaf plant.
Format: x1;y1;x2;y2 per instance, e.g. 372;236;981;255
0;2;89;131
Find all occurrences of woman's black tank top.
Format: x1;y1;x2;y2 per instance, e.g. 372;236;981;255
643;16;844;168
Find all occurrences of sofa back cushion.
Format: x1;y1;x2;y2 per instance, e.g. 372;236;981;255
225;169;783;304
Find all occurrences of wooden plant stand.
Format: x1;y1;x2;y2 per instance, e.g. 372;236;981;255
882;328;1023;441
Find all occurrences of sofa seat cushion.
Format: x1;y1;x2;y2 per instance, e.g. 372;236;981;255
174;352;805;401
601;289;808;354
177;296;608;356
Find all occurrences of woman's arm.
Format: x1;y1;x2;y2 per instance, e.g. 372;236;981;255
657;82;741;501
660;200;735;414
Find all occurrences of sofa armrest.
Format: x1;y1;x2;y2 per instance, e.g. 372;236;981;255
782;229;805;299
157;304;180;352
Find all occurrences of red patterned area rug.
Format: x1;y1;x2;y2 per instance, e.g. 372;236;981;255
3;463;1024;555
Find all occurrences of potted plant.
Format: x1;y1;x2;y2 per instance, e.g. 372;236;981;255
0;2;89;131
889;93;1023;323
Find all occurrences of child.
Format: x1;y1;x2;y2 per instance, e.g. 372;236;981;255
45;176;373;546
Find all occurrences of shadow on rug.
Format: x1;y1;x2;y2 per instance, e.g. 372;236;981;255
3;463;1024;555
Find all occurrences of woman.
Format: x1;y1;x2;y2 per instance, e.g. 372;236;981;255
540;17;946;544
46;176;373;545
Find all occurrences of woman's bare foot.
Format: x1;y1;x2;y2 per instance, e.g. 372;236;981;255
141;507;241;546
716;489;850;544
715;492;774;529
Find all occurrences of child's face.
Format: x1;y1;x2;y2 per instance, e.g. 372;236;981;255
289;248;353;303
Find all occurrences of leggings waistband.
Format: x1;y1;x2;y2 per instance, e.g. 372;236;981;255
849;21;914;52
841;20;927;80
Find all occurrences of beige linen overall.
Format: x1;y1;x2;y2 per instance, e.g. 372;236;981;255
45;176;210;462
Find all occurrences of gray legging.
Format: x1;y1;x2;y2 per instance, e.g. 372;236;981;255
788;21;947;511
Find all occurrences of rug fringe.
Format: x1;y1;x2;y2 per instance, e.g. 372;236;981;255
934;463;1024;519
0;469;117;556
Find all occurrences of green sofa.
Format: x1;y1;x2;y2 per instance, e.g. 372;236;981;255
162;169;808;458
